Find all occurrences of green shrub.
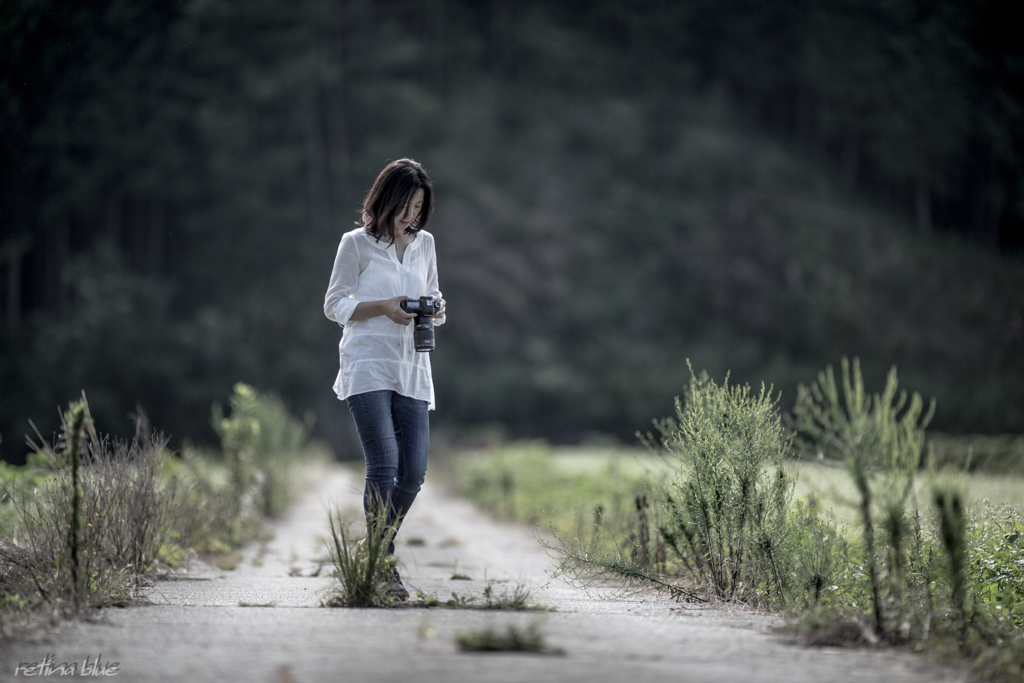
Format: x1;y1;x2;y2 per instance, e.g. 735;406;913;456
644;367;838;608
783;496;849;610
212;383;313;541
933;476;969;640
791;358;1024;678
967;502;1024;631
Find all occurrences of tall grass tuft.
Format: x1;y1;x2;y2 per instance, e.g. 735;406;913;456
322;498;397;608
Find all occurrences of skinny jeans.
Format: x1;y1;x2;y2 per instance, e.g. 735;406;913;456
346;390;429;554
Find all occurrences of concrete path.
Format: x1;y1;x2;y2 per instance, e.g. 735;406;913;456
1;463;965;683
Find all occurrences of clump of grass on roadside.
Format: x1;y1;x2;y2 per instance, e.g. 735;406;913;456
480;582;537;610
790;358;1024;682
0;396;183;633
647;366;803;607
321;501;397;608
0;386;322;638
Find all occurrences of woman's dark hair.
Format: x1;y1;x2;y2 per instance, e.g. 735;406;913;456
360;158;434;244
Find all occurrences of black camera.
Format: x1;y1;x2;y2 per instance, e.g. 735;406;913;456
400;296;442;352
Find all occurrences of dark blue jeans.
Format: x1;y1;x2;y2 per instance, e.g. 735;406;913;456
346;390;429;554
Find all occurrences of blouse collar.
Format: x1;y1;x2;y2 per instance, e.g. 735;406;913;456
361;229;423;253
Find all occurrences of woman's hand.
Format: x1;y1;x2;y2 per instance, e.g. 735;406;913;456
436;298;446;318
350;295;417;324
381;295;417;325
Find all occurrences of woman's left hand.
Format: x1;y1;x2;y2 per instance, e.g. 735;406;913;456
436;298;446;318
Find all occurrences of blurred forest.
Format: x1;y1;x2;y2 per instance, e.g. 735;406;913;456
1;0;1023;462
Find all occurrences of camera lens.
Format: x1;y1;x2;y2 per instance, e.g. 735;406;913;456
413;317;434;352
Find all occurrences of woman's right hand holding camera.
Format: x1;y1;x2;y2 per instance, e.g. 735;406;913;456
350;295;416;324
381;295;416;325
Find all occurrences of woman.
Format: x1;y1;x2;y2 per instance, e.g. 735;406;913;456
323;158;445;600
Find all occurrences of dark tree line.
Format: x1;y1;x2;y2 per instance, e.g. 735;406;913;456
1;0;1022;460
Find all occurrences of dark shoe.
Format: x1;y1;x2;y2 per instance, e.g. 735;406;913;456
382;567;410;601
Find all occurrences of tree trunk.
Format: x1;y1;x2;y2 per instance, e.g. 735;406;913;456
325;83;352;231
972;151;1000;246
424;0;446;96
51;211;70;313
841;135;859;189
149;198;166;274
489;0;513;79
915;179;932;236
306;88;331;242
105;186;122;246
2;237;29;330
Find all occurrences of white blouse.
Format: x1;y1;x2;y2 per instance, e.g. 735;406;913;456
324;228;445;409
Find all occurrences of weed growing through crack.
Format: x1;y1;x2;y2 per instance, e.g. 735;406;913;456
482;582;536;610
321;500;397;607
450;559;471;580
455;618;564;654
409;582;549;611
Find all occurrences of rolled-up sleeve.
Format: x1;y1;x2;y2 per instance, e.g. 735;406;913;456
324;232;362;327
426;235;445;326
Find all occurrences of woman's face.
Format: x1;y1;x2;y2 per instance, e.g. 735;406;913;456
394;187;425;234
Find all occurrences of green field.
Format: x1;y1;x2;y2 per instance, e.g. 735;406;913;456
521;445;1024;530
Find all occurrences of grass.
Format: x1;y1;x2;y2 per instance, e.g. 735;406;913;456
449;441;654;552
407;583;549;612
450;428;1024;680
0;399;181;629
321;500;398;608
462;445;1022;531
0;388;323;638
791;459;1024;529
455;619;564;654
